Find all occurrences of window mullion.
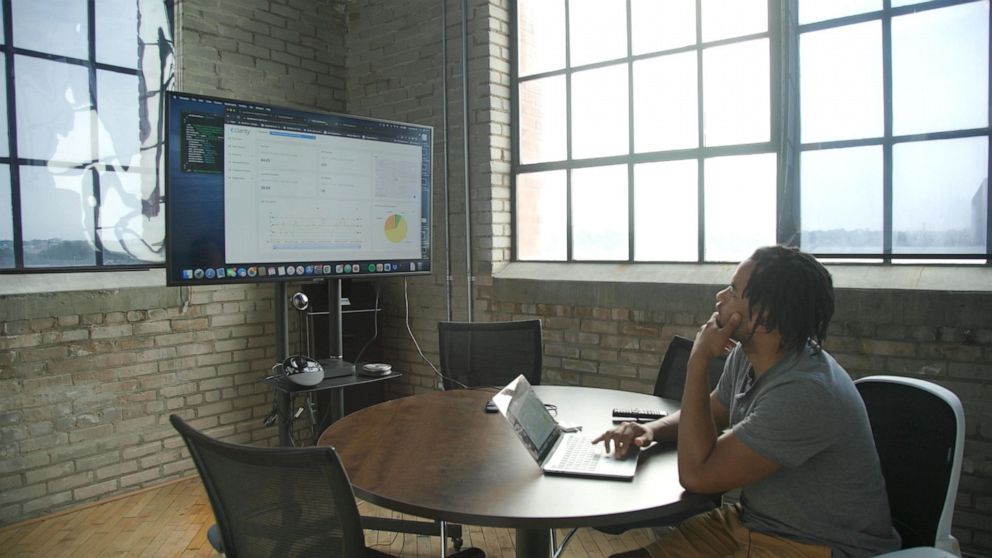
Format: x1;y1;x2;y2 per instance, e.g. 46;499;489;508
626;0;634;262
695;0;705;263
987;0;992;262
882;2;893;262
3;0;22;269
88;0;104;266
777;0;801;247
564;0;573;261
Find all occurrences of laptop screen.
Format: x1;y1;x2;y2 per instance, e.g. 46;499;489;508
501;376;559;461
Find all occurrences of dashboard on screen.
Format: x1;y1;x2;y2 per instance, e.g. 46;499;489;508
164;91;432;286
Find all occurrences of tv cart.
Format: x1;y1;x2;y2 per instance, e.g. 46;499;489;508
265;280;463;551
276;279;354;379
270;278;363;446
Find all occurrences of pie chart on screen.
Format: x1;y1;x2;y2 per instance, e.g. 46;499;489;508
384;214;408;243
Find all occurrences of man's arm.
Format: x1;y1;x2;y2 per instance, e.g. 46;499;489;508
647;391;729;444
677;313;780;494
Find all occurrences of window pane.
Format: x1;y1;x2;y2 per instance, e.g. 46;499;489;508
801;146;883;254
569;0;627;67
519;76;566;165
573;165;628;260
15;56;93;163
97;70;141;166
0;56;7;158
702;39;769;146
704;153;776;262
0;165;12;268
99;169;161;263
893;137;988;254
516;170;567;260
572;64;629;159
892;2;990;136
634;160;698;261
634;53;698;153
96;0;138;69
21;165;96;267
701;0;767;43
631;0;695;55
798;0;882;25
518;0;565;77
12;0;87;59
800;22;883;143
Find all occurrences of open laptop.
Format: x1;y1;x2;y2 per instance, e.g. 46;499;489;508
490;375;638;480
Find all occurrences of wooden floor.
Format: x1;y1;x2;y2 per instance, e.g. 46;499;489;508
0;477;655;557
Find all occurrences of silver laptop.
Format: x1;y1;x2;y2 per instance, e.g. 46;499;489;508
491;375;638;480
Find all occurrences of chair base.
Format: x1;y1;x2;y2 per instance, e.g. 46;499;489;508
208;518;471;555
362;516;463;550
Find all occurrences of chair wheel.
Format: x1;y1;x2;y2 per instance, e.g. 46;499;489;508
207;523;224;552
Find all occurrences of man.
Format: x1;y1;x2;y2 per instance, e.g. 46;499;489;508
594;245;900;558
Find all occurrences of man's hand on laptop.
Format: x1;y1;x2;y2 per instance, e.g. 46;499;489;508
592;421;654;459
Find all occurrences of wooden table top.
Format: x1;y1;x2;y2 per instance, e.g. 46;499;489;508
318;385;710;529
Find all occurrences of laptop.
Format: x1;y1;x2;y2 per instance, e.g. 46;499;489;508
490;375;639;480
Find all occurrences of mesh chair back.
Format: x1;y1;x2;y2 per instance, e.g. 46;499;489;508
855;377;965;551
438;319;543;390
654;335;727;401
170;415;366;558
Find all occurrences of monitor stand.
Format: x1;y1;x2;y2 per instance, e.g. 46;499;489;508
274;280;354;382
318;278;355;379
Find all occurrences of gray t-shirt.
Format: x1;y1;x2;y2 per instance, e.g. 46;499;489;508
716;344;901;558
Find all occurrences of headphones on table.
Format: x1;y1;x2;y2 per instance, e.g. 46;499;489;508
275;355;324;386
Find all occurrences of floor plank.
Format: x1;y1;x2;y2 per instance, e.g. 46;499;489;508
0;477;656;557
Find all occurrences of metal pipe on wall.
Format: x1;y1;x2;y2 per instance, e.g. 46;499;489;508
461;0;474;321
442;0;453;322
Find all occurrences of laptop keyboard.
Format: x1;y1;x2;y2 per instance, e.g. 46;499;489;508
558;436;601;472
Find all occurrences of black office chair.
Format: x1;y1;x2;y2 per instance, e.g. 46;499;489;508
170;415;484;558
434;320;542;552
653;335;727;401
855;376;964;558
437;319;543;389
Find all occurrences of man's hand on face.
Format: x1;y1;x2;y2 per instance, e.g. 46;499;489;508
692;311;742;363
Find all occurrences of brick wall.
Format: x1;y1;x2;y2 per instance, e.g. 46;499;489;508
178;0;348;111
342;0;506;394
0;284;280;522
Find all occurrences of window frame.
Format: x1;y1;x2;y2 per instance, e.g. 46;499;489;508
0;0;175;274
509;0;992;265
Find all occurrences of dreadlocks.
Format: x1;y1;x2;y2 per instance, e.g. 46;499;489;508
744;245;834;352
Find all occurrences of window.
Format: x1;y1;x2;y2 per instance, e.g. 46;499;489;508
0;0;174;271
512;0;990;264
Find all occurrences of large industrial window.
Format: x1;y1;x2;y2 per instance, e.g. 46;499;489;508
512;0;990;264
0;0;175;271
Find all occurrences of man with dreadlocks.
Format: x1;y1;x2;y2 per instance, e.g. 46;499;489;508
595;245;900;558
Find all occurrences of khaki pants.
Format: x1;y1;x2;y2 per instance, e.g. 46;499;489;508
643;505;831;558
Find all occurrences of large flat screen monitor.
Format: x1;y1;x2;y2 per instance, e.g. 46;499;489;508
164;91;433;286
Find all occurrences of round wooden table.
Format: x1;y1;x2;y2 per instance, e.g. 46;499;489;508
318;385;710;557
